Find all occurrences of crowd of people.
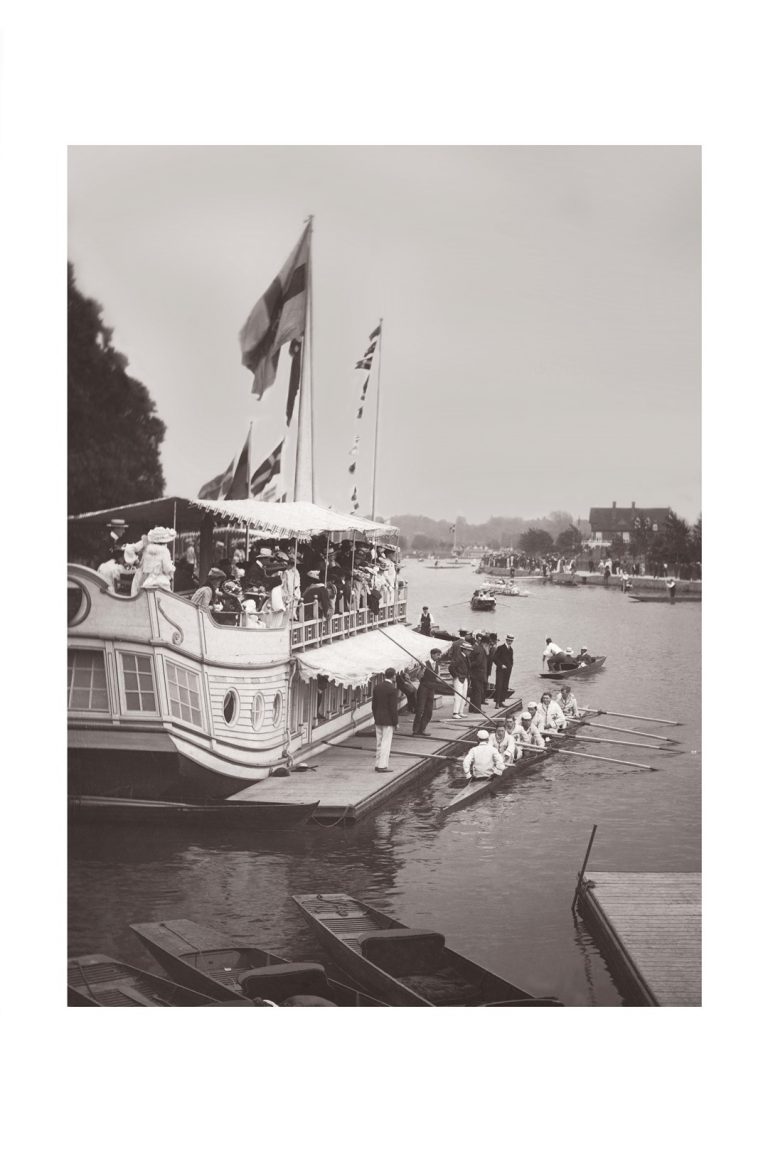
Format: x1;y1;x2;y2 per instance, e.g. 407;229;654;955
95;523;404;629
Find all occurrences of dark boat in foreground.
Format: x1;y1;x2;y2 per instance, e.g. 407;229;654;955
292;893;562;1006
68;953;224;1006
540;655;606;680
68;795;319;829
131;918;386;1006
442;719;588;815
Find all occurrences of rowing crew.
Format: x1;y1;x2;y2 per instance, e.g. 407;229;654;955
462;686;582;779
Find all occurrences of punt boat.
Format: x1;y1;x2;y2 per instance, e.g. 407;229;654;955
540;655;606;680
131;918;385;1006
68;953;224;1006
470;589;496;611
68;795;319;828
292;893;563;1006
628;592;701;603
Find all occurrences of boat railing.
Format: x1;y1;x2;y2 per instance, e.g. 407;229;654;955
290;587;408;652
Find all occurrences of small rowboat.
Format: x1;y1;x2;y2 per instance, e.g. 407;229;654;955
540;655;606;680
470;589;496;611
442;719;587;815
68;795;319;829
292;893;562;1006
131;918;385;1007
480;581;529;597
68;953;224;1006
628;593;701;603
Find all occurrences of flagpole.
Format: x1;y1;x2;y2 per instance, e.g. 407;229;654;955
294;216;314;502
245;421;252;560
371;316;383;519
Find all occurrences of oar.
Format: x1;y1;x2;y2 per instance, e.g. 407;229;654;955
558;732;681;753
377;627;501;726
582;708;680;727
553;748;658;771
577;718;681;744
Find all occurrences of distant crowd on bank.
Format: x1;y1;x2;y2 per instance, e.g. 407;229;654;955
485;550;702;581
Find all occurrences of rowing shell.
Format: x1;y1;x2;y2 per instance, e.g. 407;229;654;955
442;719;587;815
539;655;606;680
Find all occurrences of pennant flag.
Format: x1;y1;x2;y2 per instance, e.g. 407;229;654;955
355;357;372;371
369;323;381;340
286;338;303;425
250;441;284;499
198;431;250;501
348;323;381;511
239;224;310;398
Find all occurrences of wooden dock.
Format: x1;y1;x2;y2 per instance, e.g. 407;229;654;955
231;697;521;823
578;871;701;1006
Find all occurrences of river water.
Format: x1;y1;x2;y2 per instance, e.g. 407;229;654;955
68;564;701;1006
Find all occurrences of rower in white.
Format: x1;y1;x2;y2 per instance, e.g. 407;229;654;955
556;683;581;719
533;691;568;734
462;730;504;780
511;712;546;758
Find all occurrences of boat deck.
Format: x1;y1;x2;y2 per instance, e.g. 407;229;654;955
230;697;522;823
578;871;701;1006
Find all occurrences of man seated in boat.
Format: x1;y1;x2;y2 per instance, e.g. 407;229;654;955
542;637;567;670
533;691;568;734
576;646;596;666
492;722;511;762
512;712;546;756
556;684;581;719
560;647;579;669
462;730;504;780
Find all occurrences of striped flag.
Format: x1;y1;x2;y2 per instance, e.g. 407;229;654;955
250;441;284;499
239;225;310;398
348;320;382;511
198;431;250;501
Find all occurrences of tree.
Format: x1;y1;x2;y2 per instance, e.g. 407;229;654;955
518;529;554;555
555;526;582;553
690;516;702;562
68;263;166;517
660;511;692;565
411;533;438;552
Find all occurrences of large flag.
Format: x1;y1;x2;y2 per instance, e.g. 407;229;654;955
239;224;310;399
198;431;250;501
250;441;284;500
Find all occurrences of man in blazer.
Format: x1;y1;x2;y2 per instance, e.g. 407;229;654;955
412;648;448;736
492;634;515;707
468;636;489;714
372;667;400;772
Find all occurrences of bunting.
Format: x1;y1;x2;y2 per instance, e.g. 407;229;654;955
198;431;250;501
250;441;284;500
239;224;310;399
348;321;381;512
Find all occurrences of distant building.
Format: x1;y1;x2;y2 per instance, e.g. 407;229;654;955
588;502;671;548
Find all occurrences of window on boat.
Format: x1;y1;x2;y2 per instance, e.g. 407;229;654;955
223;689;239;725
166;661;203;728
120;652;158;712
68;650;109;711
252;692;265;731
272;691;283;726
67;579;90;626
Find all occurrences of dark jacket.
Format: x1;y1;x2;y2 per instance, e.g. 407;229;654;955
417;659;452;698
448;645;469;681
468;643;488;684
493;643;514;671
372;679;399;727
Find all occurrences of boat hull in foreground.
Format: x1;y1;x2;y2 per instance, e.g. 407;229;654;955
293;893;562;1007
68;795;319;829
68;954;223;1006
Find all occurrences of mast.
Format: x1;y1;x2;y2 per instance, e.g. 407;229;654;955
293;216;315;502
370;316;383;519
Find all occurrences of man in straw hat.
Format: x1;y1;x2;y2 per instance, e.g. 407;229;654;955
462;730;504;780
492;633;515;708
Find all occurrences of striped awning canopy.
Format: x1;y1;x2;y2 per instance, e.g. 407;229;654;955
295;624;452;688
69;497;398;542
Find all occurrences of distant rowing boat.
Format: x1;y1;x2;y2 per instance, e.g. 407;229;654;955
628;593;701;603
470;589;496;611
540;656;606;680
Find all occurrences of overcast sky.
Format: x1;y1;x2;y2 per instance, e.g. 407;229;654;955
68;146;700;523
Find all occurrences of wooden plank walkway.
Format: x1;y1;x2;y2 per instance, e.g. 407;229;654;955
579;871;701;1006
231;697;522;823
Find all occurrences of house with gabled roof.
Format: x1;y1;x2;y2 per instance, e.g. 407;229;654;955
587;502;671;547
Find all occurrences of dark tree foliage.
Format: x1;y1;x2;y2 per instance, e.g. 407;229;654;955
555;526;583;553
518;528;554;555
68;263;166;516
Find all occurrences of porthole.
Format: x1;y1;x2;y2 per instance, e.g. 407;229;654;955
272;691;283;726
252;692;265;731
68;579;91;626
223;689;239;725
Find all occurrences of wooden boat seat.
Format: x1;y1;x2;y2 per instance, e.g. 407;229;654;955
239;962;332;1003
359;929;447;976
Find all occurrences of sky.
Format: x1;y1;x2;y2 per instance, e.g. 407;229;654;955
68;146;701;523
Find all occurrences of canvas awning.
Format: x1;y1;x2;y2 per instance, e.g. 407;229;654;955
294;624;452;688
68;497;398;541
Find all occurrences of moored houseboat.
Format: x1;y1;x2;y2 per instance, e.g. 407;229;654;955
68;497;444;800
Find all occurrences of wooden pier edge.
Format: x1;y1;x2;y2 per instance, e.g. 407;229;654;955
577;882;658;1005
